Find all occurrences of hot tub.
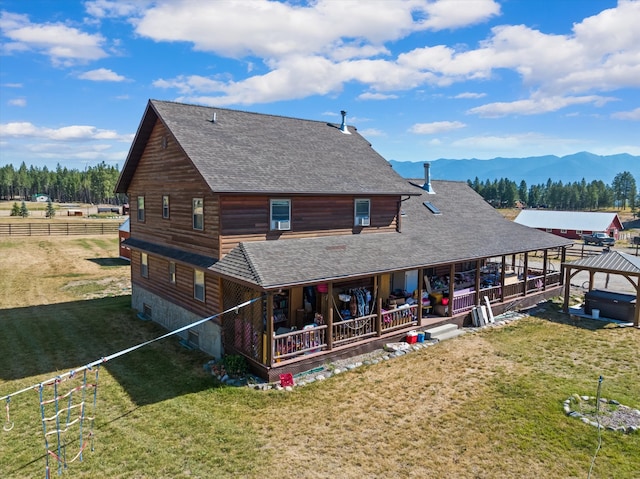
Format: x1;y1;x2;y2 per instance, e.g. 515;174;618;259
584;289;636;322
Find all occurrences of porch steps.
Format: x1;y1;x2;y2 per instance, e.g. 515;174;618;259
424;323;465;342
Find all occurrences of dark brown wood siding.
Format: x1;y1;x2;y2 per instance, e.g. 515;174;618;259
127;120;221;259
219;194;400;256
131;249;221;320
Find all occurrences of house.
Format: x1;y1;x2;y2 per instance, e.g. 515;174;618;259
514;210;623;240
115;100;572;380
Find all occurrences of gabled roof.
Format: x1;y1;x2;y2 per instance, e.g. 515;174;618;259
116;100;416;196
514;210;622;231
211;180;572;289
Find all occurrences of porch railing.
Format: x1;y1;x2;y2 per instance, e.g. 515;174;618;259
381;304;418;332
333;314;377;346
451;291;476;314
274;325;327;362
480;285;502;303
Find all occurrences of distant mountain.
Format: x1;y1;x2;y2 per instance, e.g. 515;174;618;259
389;152;639;185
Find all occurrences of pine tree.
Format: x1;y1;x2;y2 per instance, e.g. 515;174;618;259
10;202;20;216
45;198;56;218
20;201;29;218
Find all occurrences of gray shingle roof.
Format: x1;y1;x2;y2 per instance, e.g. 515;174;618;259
565;250;640;275
514;210;621;231
211;180;572;289
117;100;416;196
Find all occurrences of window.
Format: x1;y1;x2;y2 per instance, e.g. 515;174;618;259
137;196;145;222
354;199;371;226
560;229;567;234
141;253;148;278
193;198;203;230
546;228;553;232
576;230;583;235
169;261;176;284
194;270;205;302
270;199;291;230
162;195;170;219
423;201;441;215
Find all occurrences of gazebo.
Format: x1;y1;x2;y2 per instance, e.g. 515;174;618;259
562;251;640;327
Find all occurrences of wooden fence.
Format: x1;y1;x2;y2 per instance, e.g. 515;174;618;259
0;222;121;236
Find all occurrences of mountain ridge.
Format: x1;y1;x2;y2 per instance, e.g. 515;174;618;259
389;152;639;185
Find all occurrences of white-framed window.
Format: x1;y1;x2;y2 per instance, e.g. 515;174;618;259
270;199;291;230
194;270;205;302
137;196;145;222
560;229;567;234
169;261;176;284
576;230;583;235
354;198;370;226
193;198;203;230
545;228;553;232
162;195;170;219
141;252;148;278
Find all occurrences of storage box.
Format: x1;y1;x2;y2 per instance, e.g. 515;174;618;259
406;331;418;344
429;292;443;304
417;332;425;343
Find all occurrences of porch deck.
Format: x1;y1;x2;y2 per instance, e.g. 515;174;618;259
241;280;563;382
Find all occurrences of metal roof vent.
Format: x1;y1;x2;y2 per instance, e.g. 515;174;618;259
339;110;351;134
209;111;217;123
423;162;435;194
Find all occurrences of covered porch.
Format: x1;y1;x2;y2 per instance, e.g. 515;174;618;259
222;247;566;381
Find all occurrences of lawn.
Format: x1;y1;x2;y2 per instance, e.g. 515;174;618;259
1;236;639;478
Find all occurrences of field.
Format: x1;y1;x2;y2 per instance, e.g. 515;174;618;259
1;236;639;478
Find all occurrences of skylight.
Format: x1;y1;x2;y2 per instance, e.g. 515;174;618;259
423;201;441;215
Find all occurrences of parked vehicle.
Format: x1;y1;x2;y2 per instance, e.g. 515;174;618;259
582;232;615;246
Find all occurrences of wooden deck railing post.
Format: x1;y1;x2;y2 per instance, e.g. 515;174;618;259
448;263;455;317
475;259;481;305
542;249;548;290
376;297;382;336
500;256;506;302
523;252;529;296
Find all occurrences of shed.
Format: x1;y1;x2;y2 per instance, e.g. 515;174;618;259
515;210;623;240
562;250;640;327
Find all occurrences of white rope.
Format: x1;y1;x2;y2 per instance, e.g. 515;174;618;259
0;296;262;402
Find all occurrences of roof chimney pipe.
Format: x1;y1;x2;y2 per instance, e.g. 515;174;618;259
423;162;435;194
339;110;351;134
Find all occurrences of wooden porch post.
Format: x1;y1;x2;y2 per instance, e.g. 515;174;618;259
500;256;506;302
327;283;334;350
448;263;455;317
266;293;274;365
542;249;548;290
563;266;571;313
523;252;529;296
376;274;382;336
560;247;567;286
475;259;481;305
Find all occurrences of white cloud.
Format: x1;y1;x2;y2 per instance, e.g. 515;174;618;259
454;92;486;99
358;92;399;101
467;95;617;118
358;128;385;138
0;11;108;66
611;107;640;121
133;0;500;61
8;98;26;107
0;121;131;141
410;121;466;134
78;68;127;81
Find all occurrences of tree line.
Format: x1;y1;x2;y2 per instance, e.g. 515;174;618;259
468;171;638;212
0;162;125;204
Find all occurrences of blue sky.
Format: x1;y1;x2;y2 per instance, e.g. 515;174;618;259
1;0;639;171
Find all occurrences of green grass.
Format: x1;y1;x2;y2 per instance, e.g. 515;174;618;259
1;239;639;478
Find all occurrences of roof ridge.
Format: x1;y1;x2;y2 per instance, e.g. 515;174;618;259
238;242;265;286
